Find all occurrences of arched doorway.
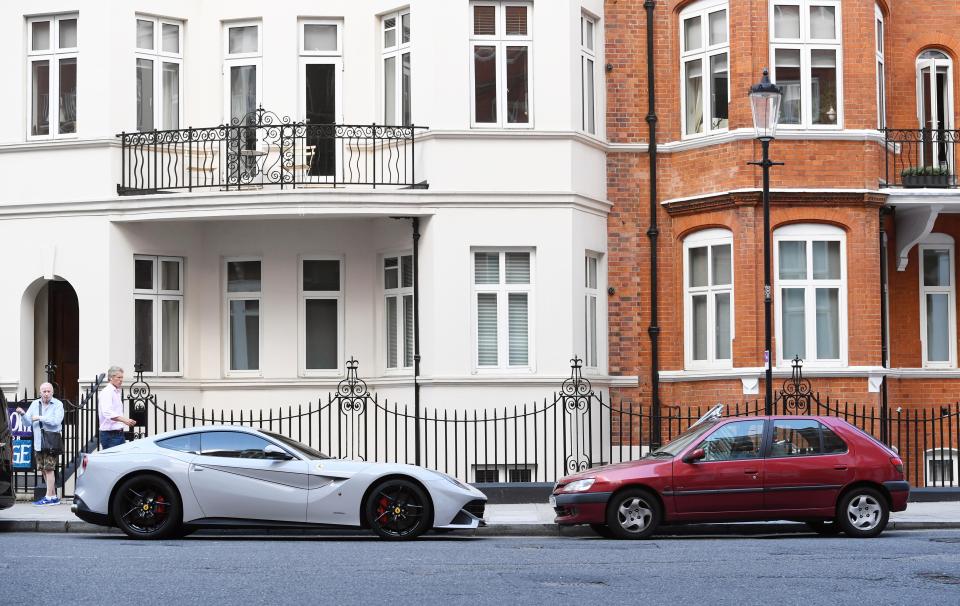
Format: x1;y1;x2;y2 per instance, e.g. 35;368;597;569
26;279;79;405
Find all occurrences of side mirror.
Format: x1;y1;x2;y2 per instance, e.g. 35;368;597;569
682;448;706;464
263;444;293;460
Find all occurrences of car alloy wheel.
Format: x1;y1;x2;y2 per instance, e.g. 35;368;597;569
605;488;661;540
365;479;432;541
837;487;889;538
111;475;181;540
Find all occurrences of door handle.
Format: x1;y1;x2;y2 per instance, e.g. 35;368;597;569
834;465;848;470
192;465;204;472
744;469;758;474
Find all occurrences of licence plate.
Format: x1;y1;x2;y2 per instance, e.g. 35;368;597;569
549;495;556;508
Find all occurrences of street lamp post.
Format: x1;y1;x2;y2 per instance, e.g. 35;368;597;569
748;69;783;415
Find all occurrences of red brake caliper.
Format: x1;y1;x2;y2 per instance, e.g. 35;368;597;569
378;496;390;524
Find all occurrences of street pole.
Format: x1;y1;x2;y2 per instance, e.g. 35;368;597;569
761;138;774;415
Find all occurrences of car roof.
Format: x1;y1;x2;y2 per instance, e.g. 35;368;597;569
148;425;266;440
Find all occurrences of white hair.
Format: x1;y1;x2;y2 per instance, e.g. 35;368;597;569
39;382;53;391
107;366;124;380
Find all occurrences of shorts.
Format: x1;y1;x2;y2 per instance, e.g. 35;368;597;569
36;451;59;472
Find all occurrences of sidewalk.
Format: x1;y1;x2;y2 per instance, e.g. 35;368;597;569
2;501;959;536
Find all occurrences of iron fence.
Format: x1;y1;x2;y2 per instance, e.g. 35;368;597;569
118;105;427;195
884;128;958;187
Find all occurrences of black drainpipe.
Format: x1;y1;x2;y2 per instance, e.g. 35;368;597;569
644;0;661;448
412;217;422;465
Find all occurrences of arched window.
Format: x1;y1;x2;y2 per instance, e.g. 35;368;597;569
916;50;954;170
684;228;733;368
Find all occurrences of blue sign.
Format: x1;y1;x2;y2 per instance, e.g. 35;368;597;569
7;406;33;438
13;438;32;469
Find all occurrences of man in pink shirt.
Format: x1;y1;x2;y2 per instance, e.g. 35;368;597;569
99;366;136;450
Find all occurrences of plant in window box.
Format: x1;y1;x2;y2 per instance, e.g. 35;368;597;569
901;165;953;188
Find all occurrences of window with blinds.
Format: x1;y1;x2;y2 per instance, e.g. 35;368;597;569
470;2;532;127
385;254;414;370
473;250;533;369
584;254;601;368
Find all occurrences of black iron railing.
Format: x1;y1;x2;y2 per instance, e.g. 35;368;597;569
118;106;428;195
884;128;958;187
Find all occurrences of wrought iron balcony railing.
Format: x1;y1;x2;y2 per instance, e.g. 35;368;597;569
884;128;958;188
117;106;427;195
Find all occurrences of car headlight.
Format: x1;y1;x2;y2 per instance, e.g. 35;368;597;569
562;478;595;492
437;472;470;491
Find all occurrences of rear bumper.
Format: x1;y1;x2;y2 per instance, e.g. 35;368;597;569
884;481;910;512
552;491;611;525
71;496;112;527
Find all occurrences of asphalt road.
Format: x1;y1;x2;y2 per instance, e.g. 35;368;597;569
2;529;958;605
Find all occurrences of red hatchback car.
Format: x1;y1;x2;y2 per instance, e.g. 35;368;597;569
552;413;909;539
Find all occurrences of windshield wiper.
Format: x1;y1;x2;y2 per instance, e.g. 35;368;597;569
647;451;674;458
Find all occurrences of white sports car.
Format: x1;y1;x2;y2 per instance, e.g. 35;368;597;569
72;426;487;540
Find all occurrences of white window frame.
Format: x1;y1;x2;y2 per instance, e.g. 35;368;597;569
298;255;345;377
924;448;959;487
774;224;847;367
583;252;602;370
381;10;411;126
679;0;730;138
919;235;957;369
769;0;843;130
471;248;536;373
383;252;415;373
469;1;533;129
135;15;184;132
683;229;734;369
223;20;262;123
580;12;598;135
299;19;342;57
223;256;263;377
297;20;343;123
875;5;885;129
26;14;79;140
133;255;184;377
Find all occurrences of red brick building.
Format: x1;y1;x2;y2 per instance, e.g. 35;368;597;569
605;0;960;433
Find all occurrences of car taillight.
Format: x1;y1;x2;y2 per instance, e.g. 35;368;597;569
78;454;88;476
890;457;904;475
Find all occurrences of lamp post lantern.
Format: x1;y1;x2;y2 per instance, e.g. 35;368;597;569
748;68;783;415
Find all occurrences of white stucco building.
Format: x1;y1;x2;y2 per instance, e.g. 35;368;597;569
0;0;628;421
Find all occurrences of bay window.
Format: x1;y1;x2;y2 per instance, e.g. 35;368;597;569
581;13;598;134
135;16;183;131
382;10;411;125
27;14;78;138
684;229;733;368
920;236;957;368
470;2;532;127
385;254;414;370
225;258;261;374
473;250;533;370
584;254;601;368
680;1;729;136
134;256;183;375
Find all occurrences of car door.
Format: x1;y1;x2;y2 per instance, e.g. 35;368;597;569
305;458;367;525
188;430;309;523
673;419;766;515
763;418;854;511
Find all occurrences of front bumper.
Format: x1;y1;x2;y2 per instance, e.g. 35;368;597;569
71;496;112;527
552;491;611;525
435;499;487;529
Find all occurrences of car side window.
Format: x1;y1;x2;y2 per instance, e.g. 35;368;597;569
770;419;821;457
200;431;273;459
820;424;847;454
157;433;201;454
698;420;765;462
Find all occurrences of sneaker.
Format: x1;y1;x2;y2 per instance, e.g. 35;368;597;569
32;497;51;506
45;497;61;506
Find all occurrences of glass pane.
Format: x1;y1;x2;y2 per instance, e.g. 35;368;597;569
782;288;806;360
474;252;500;284
774;4;801;38
386;296;398;368
228;25;258;54
227;261;261;292
161;299;180;373
683;16;702;52
821;425;847;453
684;59;703;135
135;299;154;373
708;10;727;45
384;56;396;124
689;246;708;287
584;18;594;51
384;17;397;48
305;299;338;369
137;19;154;49
402;13;410;44
59;59;77;134
779;241;807;279
926;294;950;362
712;244;731;285
403;294;414;367
135;258;154;290
506;46;529;123
583;57;595;133
401;255;414;288
303;260;340;291
700;420;764;461
162;23;180;53
692;294;707;360
59;18;78;48
136;58;154;132
31;61;50;136
812;241;841;279
715;293;731;360
230;65;257;123
588;295;598;367
505;6;528;35
810;5;836;39
304;24;337;52
402;52;411;126
201;431;270;458
811;50;838;125
771;419;822;456
587;256;598;289
474;46;497;123
384;257;399;290
32;21;50;51
161;260;180;291
776;48;802;124
474;5;496;35
815;288;840;359
505;252;530;284
508;293;528;365
230;300;260;370
477;293;498;366
923;249;951;286
710;53;729;129
162;62;180;130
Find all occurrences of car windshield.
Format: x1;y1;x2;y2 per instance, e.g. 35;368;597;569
648;420;720;457
261;431;332;460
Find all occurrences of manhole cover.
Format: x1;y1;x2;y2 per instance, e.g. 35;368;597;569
916;572;960;585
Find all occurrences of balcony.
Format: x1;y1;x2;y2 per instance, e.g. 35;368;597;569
884;128;958;188
117;106;427;195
